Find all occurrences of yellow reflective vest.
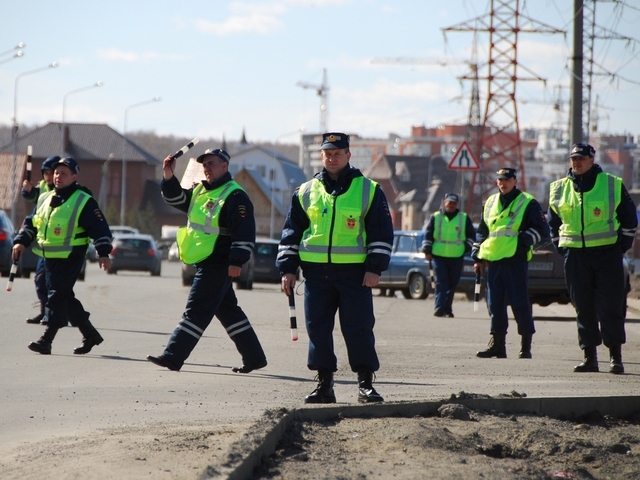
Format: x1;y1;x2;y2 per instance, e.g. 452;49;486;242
431;211;467;258
32;189;91;258
297;176;376;264
478;191;534;262
549;173;621;248
176;181;242;264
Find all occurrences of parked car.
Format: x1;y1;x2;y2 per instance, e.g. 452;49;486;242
253;238;282;283
107;234;161;276
457;244;569;306
181;253;254;289
377;230;433;299
0;210;16;277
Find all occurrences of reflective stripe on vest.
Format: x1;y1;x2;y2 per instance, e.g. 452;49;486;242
177;181;240;264
431;211;466;258
549;173;621;248
298;176;376;263
33;190;91;258
478;191;534;261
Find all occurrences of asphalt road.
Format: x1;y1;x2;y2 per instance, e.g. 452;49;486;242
2;261;639;457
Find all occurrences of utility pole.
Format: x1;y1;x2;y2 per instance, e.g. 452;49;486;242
570;0;584;145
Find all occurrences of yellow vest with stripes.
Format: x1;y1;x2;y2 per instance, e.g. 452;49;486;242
431;211;467;258
176;181;242;264
297;176;376;264
478;191;534;261
549;173;621;248
33;189;91;258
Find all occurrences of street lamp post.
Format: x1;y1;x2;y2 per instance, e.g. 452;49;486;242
120;97;161;225
0;42;25;58
62;81;103;154
10;62;58;225
0;50;24;66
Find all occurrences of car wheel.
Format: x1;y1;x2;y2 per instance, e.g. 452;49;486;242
403;273;428;300
151;266;161;277
107;268;116;275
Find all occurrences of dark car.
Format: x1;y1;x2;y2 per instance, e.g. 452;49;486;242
377;230;433;299
0;210;16;277
108;234;161;276
253;238;281;283
181;252;254;289
458;242;572;307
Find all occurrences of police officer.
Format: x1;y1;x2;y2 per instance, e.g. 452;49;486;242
278;132;394;404
548;143;637;374
13;157;113;355
21;155;59;324
472;168;550;359
422;193;476;317
146;148;267;373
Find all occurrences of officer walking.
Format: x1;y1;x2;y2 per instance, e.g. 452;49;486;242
21;155;59;324
13;157;112;355
147;148;267;373
278;132;394;404
472;168;550;359
548;143;637;374
421;193;476;317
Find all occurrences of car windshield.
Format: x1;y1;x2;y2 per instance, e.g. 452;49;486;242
117;239;151;249
256;243;277;256
396;235;417;253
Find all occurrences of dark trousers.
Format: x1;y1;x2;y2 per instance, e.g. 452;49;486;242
303;265;379;373
34;257;48;305
162;263;266;369
565;246;626;349
432;255;464;315
486;259;535;335
43;255;90;329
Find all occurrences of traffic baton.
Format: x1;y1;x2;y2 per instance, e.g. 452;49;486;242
25;145;33;182
429;260;436;290
473;270;482;311
6;257;19;292
288;290;298;341
170;138;199;160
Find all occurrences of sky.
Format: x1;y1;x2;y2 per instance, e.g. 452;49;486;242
1;0;639;145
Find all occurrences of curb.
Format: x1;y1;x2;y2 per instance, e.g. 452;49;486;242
203;394;640;480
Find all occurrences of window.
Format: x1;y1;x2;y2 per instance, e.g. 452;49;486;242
395;235;417;253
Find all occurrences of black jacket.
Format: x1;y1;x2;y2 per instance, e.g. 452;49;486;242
277;164;394;276
548;164;637;254
14;182;112;258
161;173;255;267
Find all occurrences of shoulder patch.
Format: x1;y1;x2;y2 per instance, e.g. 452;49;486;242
238;204;248;217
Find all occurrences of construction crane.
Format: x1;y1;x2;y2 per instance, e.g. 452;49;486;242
296;68;329;132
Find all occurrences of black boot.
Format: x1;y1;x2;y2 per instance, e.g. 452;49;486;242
358;371;384;403
26;304;45;324
304;370;336;404
28;326;59;354
609;344;624;374
519;334;533;359
74;317;104;354
476;333;507;358
573;347;599;372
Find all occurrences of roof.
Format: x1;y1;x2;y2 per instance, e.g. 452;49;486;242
366;154;457;209
234;145;307;188
0;122;160;165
